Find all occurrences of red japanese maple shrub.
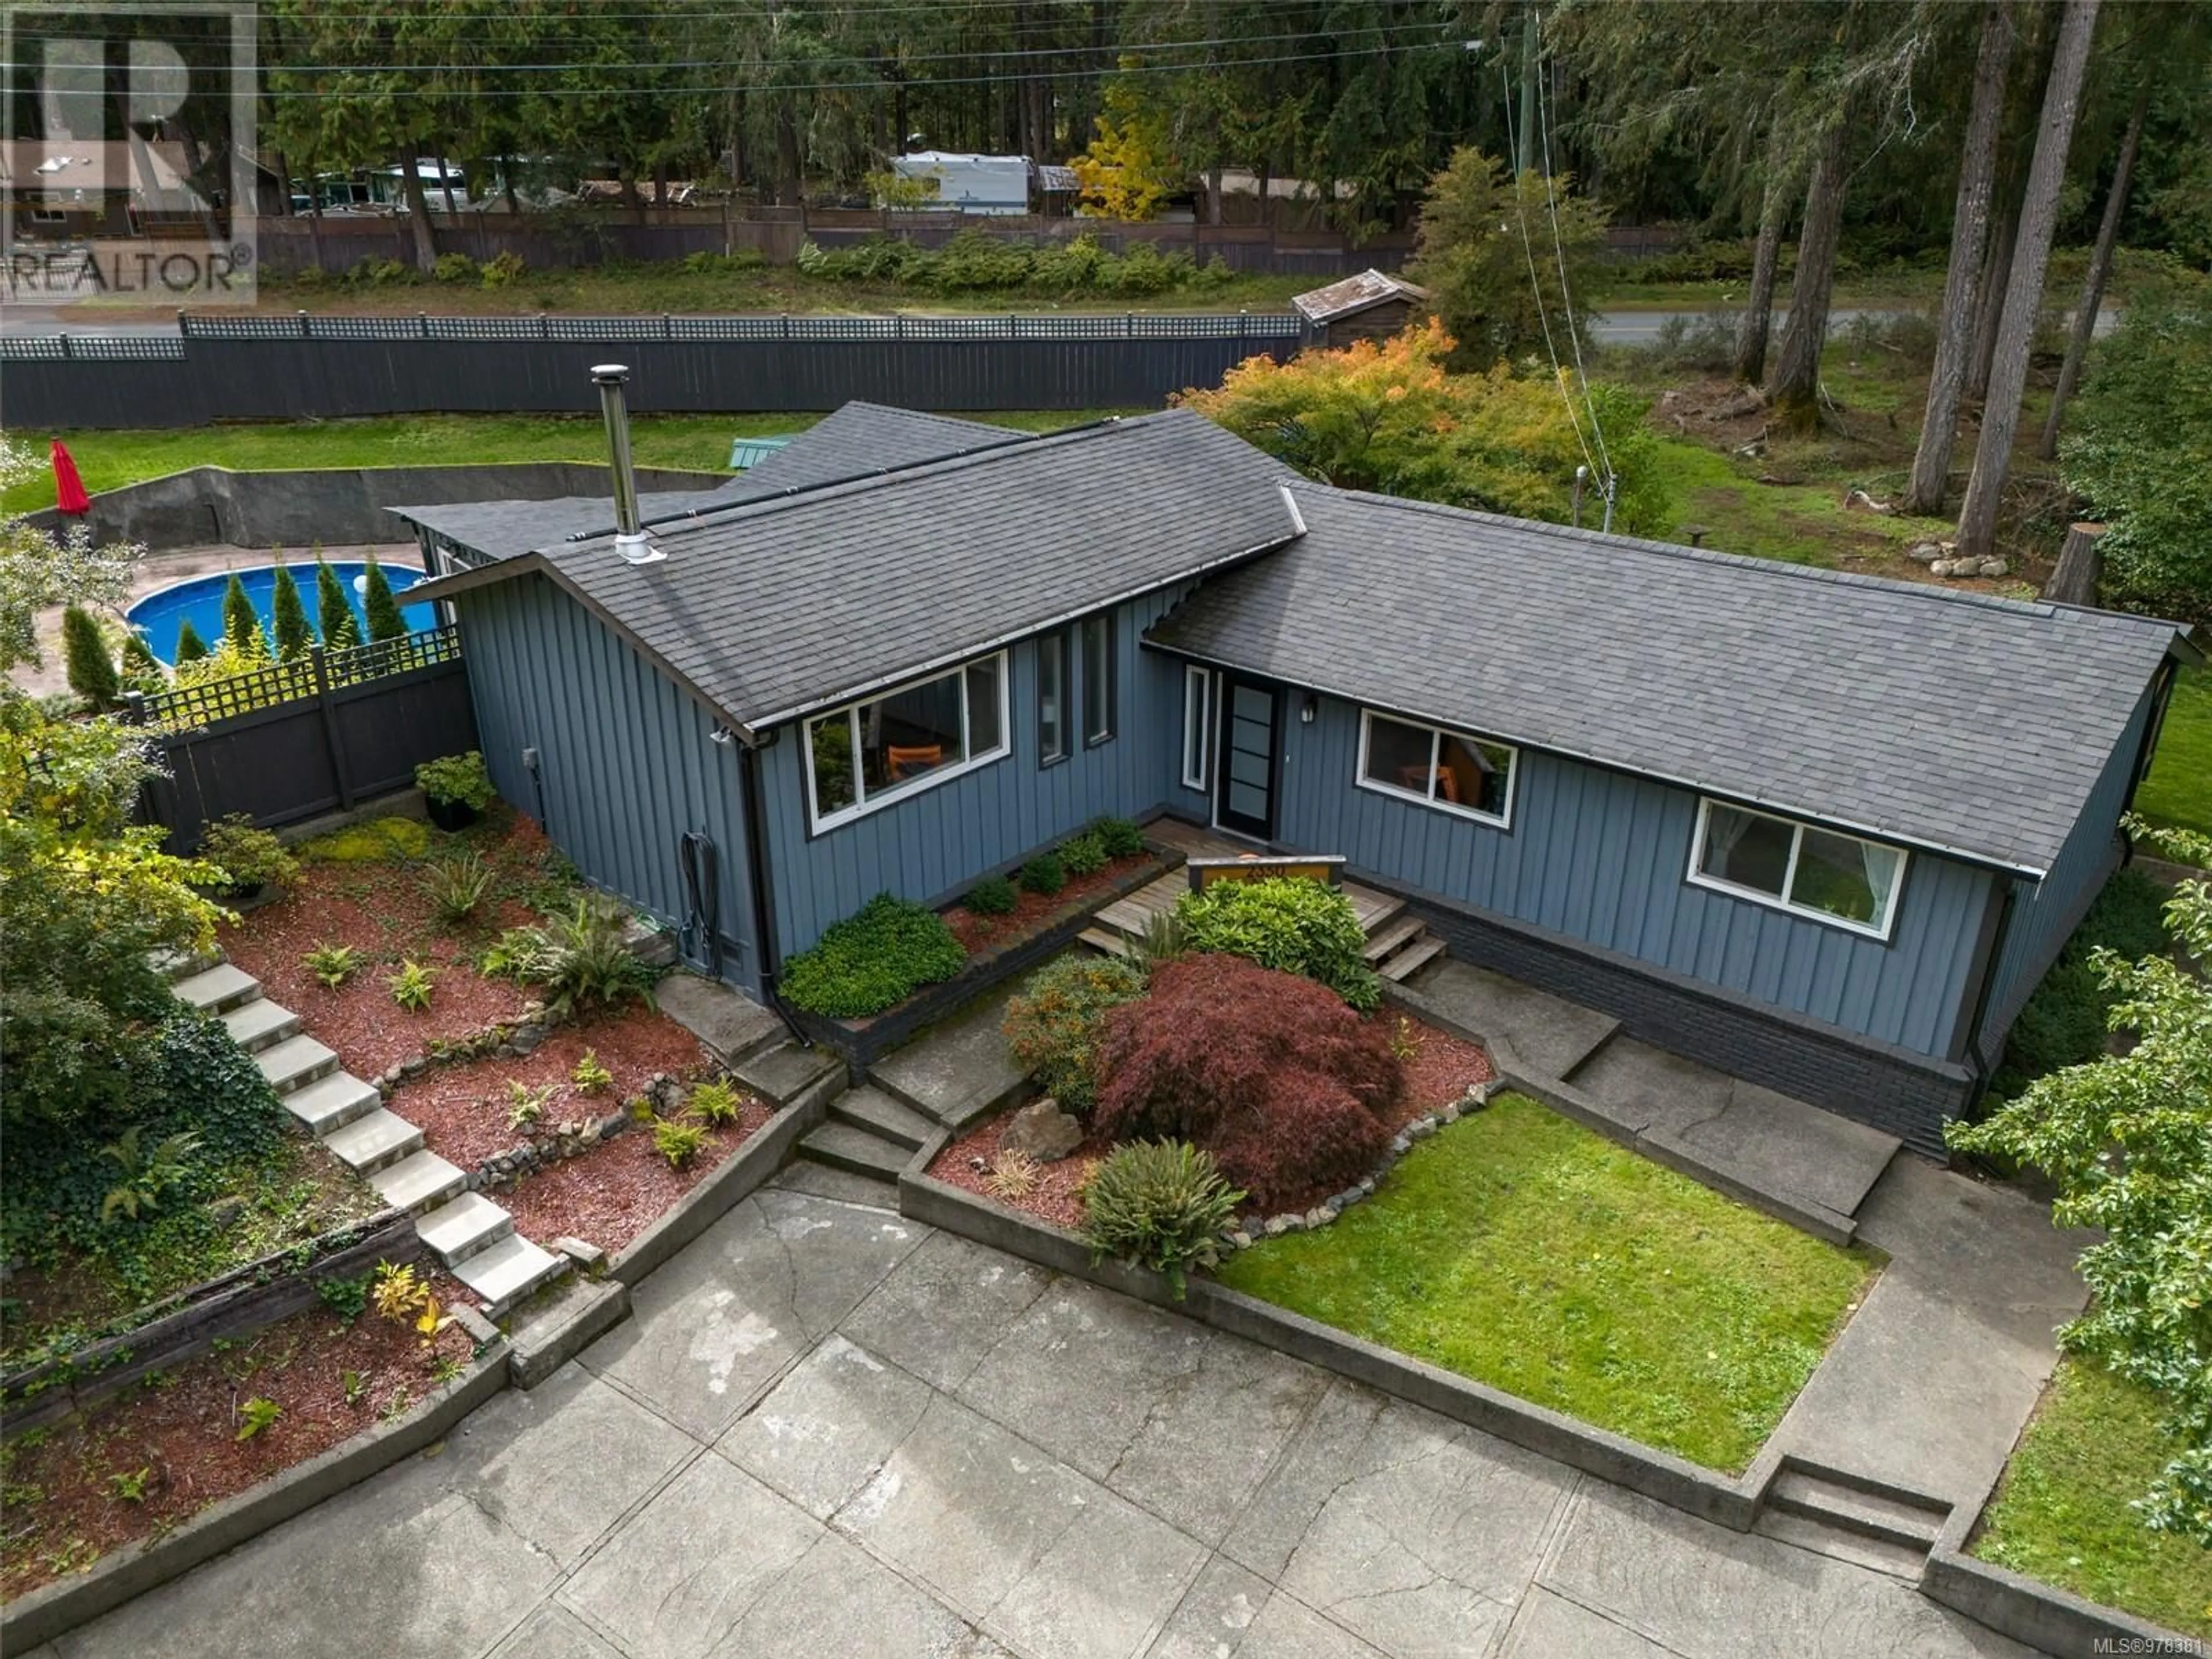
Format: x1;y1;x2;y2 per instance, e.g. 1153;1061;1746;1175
1093;953;1401;1209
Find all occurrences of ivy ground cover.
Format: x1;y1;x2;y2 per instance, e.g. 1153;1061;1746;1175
1215;1093;1876;1472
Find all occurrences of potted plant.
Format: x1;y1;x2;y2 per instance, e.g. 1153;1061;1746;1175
196;813;301;904
415;751;496;831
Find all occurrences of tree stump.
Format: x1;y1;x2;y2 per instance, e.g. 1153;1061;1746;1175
2042;521;2104;607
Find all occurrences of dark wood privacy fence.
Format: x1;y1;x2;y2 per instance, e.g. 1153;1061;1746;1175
0;312;1307;429
126;626;478;853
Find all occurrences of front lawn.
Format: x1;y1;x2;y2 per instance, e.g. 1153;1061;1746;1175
2137;664;2211;839
1973;1358;2211;1639
1215;1093;1876;1472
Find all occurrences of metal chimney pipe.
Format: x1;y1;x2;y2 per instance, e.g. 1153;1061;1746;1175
590;363;660;565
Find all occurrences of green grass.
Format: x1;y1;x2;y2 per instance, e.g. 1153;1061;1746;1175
1972;1358;2212;1638
1;408;1138;516
1646;435;1952;570
1214;1093;1876;1471
2137;664;2212;839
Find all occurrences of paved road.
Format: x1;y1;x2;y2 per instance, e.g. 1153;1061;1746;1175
0;301;2119;344
36;1175;2036;1659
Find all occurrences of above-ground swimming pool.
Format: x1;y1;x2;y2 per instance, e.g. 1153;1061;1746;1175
128;562;435;665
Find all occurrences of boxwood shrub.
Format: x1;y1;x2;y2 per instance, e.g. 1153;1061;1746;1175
1093;817;1146;858
1059;832;1109;877
1019;853;1067;896
1175;877;1381;1010
780;893;966;1018
964;874;1018;916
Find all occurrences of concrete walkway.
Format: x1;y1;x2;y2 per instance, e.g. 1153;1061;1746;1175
39;1176;2040;1659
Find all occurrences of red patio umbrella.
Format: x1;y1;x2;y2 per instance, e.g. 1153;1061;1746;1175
50;440;90;517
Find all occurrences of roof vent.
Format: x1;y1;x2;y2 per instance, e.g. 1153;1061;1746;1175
590;363;661;565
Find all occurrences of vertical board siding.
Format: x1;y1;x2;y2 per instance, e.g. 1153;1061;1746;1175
1274;695;1991;1058
1980;685;2155;1047
764;590;1188;955
456;575;761;994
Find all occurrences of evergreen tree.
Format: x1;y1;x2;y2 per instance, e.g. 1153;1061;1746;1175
314;557;361;650
61;605;120;709
174;618;210;662
361;553;405;643
270;561;313;661
220;572;268;657
119;628;165;691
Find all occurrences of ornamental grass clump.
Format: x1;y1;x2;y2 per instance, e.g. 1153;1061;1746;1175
779;892;964;1018
1080;1140;1245;1300
1094;953;1401;1210
1175;877;1380;1010
1001;953;1146;1112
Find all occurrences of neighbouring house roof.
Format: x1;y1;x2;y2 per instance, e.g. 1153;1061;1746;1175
390;403;1031;565
1146;487;2193;877
409;409;1302;737
1290;269;1430;326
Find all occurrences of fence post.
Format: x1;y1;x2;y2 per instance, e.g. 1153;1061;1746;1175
310;646;356;810
298;309;310;338
59;334;74;359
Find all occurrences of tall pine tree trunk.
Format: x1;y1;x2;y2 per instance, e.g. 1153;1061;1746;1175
2040;82;2146;458
399;153;438;275
1732;127;1792;385
1904;1;2015;514
1964;202;2015;403
1767;120;1847;431
1956;0;2101;561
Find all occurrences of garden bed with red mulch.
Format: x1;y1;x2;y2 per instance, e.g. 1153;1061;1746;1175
1;1286;473;1602
929;1014;1493;1232
497;1092;778;1256
218;814;571;1081
941;853;1161;958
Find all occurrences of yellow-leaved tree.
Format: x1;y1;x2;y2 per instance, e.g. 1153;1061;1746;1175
1071;62;1177;221
1179;320;1666;534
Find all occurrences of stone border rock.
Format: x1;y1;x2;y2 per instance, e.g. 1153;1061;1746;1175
1918;1462;2202;1658
0;1338;508;1653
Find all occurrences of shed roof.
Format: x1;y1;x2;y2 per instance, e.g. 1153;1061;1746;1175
389;403;1029;564
1291;269;1430;325
1146;487;2190;877
410;409;1301;736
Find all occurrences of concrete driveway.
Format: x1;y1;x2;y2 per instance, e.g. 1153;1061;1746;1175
38;1176;2037;1659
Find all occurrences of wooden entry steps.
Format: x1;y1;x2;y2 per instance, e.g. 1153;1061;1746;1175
1081;861;1445;983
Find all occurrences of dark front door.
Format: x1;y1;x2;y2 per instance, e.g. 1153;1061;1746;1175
1216;676;1279;840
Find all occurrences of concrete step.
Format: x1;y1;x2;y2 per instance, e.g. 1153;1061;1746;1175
828;1085;940;1152
369;1149;468;1215
1362;914;1426;964
735;1040;844;1111
454;1233;568;1317
1767;1467;1947;1551
1752;1506;1930;1581
255;1033;339;1096
322;1107;425;1176
221;997;302;1055
1079;926;1135;958
173;962;262;1014
796;1120;908;1183
415;1191;514;1267
1378;935;1446;983
282;1070;382;1137
153;944;226;981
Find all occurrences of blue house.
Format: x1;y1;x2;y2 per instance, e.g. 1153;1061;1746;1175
398;399;2195;1154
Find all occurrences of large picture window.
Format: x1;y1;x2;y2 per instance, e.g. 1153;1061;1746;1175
1355;710;1515;826
1181;665;1210;790
1082;613;1115;747
804;653;1009;832
1688;799;1906;938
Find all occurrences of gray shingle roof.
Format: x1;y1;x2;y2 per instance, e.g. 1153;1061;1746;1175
416;410;1300;734
1147;488;2186;876
389;404;1029;562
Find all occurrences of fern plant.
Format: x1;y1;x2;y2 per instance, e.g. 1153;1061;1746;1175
571;1048;614;1093
387;960;436;1010
685;1078;743;1126
234;1396;283;1441
1080;1141;1244;1300
506;1078;554;1130
653;1116;708;1168
99;1127;203;1223
302;941;366;989
419;850;495;926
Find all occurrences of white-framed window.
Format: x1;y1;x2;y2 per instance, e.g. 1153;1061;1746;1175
1180;665;1211;790
1081;613;1115;747
1687;798;1906;939
1355;709;1516;827
1037;631;1068;765
804;652;1009;833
